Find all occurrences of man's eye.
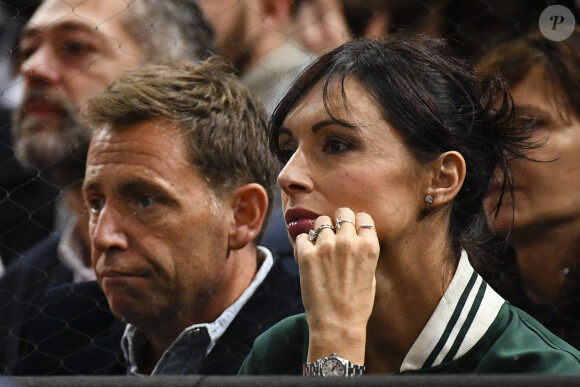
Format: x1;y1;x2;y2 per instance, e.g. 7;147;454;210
89;197;104;212
16;46;37;64
61;41;93;58
16;34;42;64
138;195;155;208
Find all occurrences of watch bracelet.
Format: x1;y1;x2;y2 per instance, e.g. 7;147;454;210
303;359;366;376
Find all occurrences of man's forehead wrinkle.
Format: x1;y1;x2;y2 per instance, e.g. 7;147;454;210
24;18;133;62
67;0;131;26
29;0;129;27
73;8;133;51
86;154;179;195
90;139;189;173
31;0;132;38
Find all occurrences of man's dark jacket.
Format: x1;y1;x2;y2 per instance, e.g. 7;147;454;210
0;234;70;373
8;254;302;375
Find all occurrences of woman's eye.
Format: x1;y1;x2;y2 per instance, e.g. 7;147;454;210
520;114;548;131
279;148;295;164
324;138;350;153
531;118;548;130
277;141;297;164
138;195;155;209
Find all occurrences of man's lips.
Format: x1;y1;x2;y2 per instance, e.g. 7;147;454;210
99;269;148;286
100;270;133;277
285;207;320;239
99;268;149;278
23;101;66;119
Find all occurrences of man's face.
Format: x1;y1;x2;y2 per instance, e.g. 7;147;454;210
12;0;144;177
83;120;234;331
196;0;256;73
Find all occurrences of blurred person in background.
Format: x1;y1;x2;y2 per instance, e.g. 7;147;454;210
477;27;580;349
290;0;351;55
0;0;215;373
301;0;579;62
0;1;59;270
197;0;314;115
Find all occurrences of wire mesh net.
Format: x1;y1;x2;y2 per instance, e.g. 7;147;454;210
1;0;579;377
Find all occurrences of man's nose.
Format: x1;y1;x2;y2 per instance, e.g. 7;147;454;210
20;45;62;85
90;205;129;253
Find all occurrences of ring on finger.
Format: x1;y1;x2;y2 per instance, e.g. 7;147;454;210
356;224;376;232
308;224;335;242
335;218;355;229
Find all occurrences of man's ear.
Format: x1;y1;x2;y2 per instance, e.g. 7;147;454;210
228;183;269;250
426;151;466;208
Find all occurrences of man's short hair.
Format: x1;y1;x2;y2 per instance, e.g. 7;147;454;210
85;58;278;242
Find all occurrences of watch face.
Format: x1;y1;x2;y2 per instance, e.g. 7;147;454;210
321;358;346;376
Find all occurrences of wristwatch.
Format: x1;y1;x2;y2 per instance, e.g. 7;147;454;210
303;353;366;377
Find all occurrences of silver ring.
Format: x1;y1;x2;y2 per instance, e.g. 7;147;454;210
335;218;354;229
308;224;335;242
357;224;375;231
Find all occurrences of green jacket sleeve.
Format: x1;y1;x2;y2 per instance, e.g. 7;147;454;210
239;313;309;375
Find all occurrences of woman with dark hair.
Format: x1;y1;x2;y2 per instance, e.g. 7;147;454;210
238;35;580;375
477;28;580;349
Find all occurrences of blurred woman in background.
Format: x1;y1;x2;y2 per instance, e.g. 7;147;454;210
477;27;580;349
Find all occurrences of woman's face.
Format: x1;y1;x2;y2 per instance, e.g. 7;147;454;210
277;78;430;251
485;66;580;236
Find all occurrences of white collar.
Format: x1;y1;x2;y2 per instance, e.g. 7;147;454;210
58;221;95;283
122;247;274;375
400;250;505;371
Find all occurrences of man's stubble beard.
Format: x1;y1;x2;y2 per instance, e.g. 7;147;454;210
12;89;91;188
223;7;254;75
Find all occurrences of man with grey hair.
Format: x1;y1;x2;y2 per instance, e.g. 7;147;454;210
0;0;215;373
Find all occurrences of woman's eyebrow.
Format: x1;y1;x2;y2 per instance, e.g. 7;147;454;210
515;104;552;118
312;119;348;133
278;119;355;138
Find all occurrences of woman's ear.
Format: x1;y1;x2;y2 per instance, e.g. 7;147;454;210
426;151;466;208
228;183;269;250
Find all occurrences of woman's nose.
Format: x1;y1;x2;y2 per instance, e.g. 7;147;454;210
277;149;313;196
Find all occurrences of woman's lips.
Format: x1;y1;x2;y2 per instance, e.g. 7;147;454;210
284;207;320;239
287;218;316;239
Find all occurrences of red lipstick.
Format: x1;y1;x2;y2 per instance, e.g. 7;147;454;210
284;207;320;239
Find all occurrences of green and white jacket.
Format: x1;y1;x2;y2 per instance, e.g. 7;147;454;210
239;251;580;374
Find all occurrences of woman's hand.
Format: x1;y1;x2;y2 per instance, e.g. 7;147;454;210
296;207;380;365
